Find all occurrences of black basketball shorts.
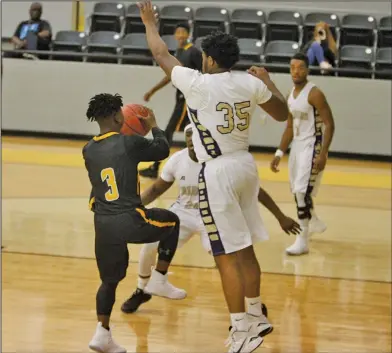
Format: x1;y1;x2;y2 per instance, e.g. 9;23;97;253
94;207;179;283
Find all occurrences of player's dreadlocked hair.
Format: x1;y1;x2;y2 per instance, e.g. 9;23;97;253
86;93;123;121
201;31;240;70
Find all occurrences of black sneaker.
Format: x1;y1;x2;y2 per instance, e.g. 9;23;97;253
121;288;152;314
139;165;158;179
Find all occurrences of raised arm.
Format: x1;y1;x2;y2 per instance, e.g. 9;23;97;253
129;128;170;162
137;0;182;77
248;66;288;122
125;108;170;161
308;87;335;172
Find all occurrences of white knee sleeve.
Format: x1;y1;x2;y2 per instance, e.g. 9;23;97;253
138;242;159;277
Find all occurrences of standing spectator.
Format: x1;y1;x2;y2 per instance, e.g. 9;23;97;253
7;2;52;59
304;22;337;72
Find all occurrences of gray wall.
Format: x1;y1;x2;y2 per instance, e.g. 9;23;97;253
2;58;391;156
2;1;390;37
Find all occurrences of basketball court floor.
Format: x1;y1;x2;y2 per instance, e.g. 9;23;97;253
2;136;391;352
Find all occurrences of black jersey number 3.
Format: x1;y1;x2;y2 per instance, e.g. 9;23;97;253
101;167;120;202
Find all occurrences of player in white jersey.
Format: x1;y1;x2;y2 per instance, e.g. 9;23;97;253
138;2;289;352
121;125;300;314
271;53;335;256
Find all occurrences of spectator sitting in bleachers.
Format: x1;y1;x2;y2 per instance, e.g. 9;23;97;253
7;2;52;59
304;22;337;72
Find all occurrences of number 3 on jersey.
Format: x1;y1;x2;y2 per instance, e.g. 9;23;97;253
216;101;251;134
101;168;119;201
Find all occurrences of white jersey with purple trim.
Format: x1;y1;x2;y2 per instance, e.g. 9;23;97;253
171;66;273;163
160;148;201;210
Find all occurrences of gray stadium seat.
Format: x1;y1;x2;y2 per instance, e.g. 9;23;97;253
125;4;159;34
375;48;392;80
340;14;376;47
162;35;178;54
231;8;265;40
121;33;153;66
193;7;229;39
267;11;302;43
86;31;121;64
52;31;87;62
338;45;373;78
264;40;299;73
303;12;339;43
234;38;263;70
378;16;392;48
194;36;205;50
90;2;125;34
159;5;193;36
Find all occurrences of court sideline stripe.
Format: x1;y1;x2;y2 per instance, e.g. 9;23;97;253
2;251;390;284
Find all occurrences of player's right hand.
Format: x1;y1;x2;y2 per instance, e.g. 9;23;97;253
270;156;281;173
247;66;271;83
139;108;157;129
143;91;153;102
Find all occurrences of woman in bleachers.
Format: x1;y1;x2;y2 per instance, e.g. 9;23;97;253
305;22;337;73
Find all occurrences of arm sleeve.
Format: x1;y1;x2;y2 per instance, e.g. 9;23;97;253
256;81;273;105
125;127;170;162
171;66;201;99
160;153;179;182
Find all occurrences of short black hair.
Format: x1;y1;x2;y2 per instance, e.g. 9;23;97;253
175;22;190;33
291;52;309;67
201;32;240;70
86;93;123;122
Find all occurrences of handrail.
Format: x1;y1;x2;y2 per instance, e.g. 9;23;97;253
2;48;391;77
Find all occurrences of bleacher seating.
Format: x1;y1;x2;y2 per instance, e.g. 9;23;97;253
266;11;302;43
90;2;124;34
4;2;391;79
193;7;229;39
159;5;193;36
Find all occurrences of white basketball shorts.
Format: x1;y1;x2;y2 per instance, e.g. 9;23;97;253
198;150;268;256
168;203;210;251
288;137;323;196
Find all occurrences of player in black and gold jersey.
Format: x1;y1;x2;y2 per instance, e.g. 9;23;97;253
83;93;186;353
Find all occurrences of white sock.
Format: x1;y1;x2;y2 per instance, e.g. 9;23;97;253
310;208;319;220
230;312;248;332
137;276;149;290
245;297;262;316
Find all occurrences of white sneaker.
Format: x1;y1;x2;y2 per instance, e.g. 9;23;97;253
247;313;273;337
144;270;187;299
89;322;126;353
286;234;309;256
226;328;263;353
309;218;327;234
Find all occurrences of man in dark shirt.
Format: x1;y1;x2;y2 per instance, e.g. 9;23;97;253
140;22;202;178
83;93;186;353
8;2;52;59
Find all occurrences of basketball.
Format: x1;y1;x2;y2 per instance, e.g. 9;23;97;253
121;104;151;136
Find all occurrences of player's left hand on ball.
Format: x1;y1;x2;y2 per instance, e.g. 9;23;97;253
314;153;327;172
137;0;158;25
278;216;301;235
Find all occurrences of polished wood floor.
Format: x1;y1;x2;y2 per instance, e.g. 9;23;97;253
2;136;392;352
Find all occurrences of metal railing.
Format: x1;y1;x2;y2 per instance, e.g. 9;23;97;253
2;48;391;78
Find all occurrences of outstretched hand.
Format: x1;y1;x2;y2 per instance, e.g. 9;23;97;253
137;0;158;26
